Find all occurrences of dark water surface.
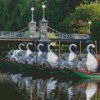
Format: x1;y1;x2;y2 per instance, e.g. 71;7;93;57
0;71;100;100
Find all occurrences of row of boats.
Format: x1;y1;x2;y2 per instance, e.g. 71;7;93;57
6;42;99;73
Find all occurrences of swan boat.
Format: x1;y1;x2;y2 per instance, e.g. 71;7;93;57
0;43;72;77
0;43;100;78
1;53;100;79
68;44;100;79
0;55;73;78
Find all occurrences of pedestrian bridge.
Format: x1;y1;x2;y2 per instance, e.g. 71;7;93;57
0;25;91;42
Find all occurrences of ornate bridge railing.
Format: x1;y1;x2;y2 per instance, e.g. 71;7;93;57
0;26;40;38
0;27;29;37
47;26;90;39
0;31;12;37
0;25;90;40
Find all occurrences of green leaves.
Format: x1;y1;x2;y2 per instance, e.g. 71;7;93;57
60;2;100;35
0;0;99;36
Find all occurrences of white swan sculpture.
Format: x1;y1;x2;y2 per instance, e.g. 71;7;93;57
30;43;45;65
26;43;44;65
11;43;25;61
37;43;44;56
85;44;98;72
76;44;98;72
68;44;77;61
19;42;33;64
63;44;77;68
26;43;45;64
46;43;58;64
26;42;33;57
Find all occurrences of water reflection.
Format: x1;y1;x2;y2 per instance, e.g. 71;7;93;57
68;80;98;100
0;72;99;100
11;73;22;84
86;82;97;100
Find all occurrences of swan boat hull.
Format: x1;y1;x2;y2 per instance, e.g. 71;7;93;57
0;56;72;78
68;68;100;79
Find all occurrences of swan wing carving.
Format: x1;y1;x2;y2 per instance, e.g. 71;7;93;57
68;52;77;61
47;52;58;62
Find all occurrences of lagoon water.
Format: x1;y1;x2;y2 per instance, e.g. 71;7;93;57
0;69;100;100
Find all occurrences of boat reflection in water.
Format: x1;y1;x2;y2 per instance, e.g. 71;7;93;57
68;79;98;100
86;82;97;100
0;72;100;100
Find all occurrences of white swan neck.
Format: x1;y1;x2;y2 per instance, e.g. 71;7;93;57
27;42;33;50
87;44;93;54
18;43;24;50
48;44;52;52
69;44;74;53
37;43;43;52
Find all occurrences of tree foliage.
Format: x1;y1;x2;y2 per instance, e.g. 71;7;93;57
0;0;87;31
0;0;98;33
60;2;100;35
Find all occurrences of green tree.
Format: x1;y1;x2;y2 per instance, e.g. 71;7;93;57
0;0;97;31
60;3;100;34
91;20;100;40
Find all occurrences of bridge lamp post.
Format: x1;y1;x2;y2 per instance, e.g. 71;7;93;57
42;5;46;20
31;7;34;22
88;21;92;34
